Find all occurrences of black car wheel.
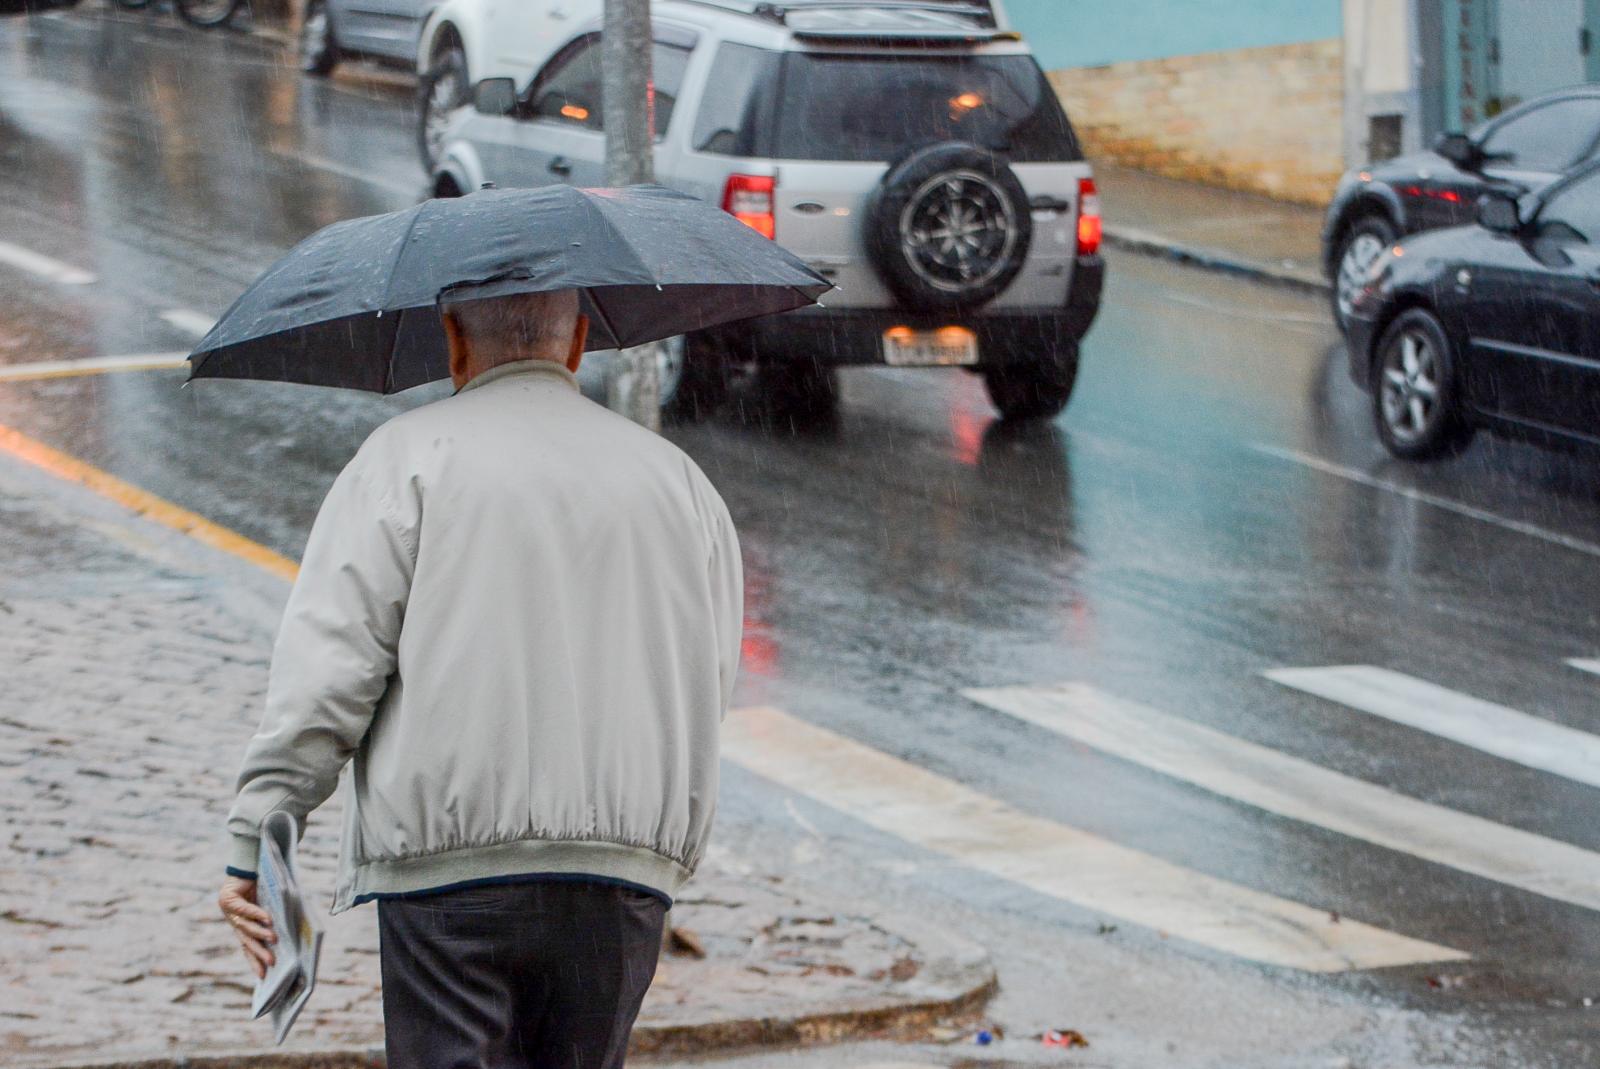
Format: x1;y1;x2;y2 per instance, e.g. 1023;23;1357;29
748;358;837;425
299;0;339;76
659;334;729;423
1372;308;1473;460
1333;215;1397;331
867;141;1033;311
983;353;1079;422
417;43;468;172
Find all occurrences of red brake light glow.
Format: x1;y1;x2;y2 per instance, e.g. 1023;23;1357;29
1076;177;1101;256
722;174;776;240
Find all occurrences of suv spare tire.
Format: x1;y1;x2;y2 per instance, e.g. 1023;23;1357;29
866;141;1032;311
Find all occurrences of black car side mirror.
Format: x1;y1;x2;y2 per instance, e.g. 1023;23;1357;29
473;78;517;117
1476;191;1523;234
1435;131;1483;171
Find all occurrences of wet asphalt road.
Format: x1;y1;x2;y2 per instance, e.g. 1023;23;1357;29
4;11;1600;1067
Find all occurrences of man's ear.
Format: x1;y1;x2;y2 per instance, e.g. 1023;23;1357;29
566;314;589;374
442;311;470;386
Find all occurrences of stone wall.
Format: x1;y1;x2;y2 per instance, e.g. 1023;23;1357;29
1047;39;1345;207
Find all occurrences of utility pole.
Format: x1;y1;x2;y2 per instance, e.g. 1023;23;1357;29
602;0;661;430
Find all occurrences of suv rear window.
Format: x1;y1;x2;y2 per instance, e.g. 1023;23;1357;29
692;42;783;156
774;53;1081;163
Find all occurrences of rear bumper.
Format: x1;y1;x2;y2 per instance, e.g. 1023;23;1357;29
720;256;1105;368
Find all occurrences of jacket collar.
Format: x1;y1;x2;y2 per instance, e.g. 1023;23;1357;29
458;359;580;395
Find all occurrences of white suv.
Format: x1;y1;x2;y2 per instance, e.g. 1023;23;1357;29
432;0;1103;422
414;0;605;170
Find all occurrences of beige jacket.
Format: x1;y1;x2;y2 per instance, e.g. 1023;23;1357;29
225;360;742;911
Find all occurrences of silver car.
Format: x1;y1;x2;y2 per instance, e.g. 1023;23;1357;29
433;0;1103;422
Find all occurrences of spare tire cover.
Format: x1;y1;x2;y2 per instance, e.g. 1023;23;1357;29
866;141;1033;311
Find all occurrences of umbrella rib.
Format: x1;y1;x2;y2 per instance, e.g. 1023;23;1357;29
379;202;433;393
579;189;655;282
586;292;627;351
381;201;431;315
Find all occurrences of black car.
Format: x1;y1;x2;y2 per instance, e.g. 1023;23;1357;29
1324;85;1600;331
1345;160;1600;460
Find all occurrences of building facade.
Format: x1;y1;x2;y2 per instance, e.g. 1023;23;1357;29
1006;0;1343;204
1008;1;1600;206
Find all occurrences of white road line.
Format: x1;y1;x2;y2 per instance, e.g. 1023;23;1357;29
0;352;188;383
723;705;1465;972
1250;443;1600;559
966;683;1600;913
1569;659;1600;678
1265;666;1600;790
159;309;215;337
269;149;418;197
0;241;96;286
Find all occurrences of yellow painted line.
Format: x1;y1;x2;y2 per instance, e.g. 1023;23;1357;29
0;352;189;383
0;422;300;583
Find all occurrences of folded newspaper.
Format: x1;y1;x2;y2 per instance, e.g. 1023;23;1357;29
250;810;324;1044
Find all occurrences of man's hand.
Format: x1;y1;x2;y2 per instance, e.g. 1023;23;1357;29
218;875;276;979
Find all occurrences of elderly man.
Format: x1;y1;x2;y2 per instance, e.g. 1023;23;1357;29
217;289;743;1069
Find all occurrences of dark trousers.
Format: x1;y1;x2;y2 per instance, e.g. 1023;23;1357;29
378;880;667;1069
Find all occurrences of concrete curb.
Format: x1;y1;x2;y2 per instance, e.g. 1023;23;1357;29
24;914;996;1068
1104;224;1330;296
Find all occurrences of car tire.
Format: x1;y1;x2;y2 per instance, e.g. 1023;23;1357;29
752;358;837;423
1371;307;1473;460
299;0;339;76
1332;214;1397;333
659;334;729;423
983;353;1078;422
417;42;468;172
866;141;1033;311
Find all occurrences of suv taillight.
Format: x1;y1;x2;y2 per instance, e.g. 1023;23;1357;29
1076;177;1101;256
722;174;776;239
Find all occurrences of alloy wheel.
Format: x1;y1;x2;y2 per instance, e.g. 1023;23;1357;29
176;0;236;27
424;64;465;167
301;6;328;63
898;170;1019;295
1336;232;1386;321
656;336;685;408
1379;327;1441;444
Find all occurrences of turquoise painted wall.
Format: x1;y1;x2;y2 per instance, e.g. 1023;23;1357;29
1006;0;1343;70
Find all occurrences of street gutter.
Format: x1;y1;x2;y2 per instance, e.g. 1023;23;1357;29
26;914;995;1068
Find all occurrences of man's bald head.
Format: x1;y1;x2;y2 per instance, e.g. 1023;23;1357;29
441;289;589;389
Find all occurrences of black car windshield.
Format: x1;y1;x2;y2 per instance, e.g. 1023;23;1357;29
772;53;1082;163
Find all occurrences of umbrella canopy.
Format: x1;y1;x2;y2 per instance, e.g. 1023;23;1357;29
186;184;832;393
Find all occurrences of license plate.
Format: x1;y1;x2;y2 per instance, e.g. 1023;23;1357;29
882;327;979;367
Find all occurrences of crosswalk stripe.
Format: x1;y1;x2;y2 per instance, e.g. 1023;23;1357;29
1569;659;1600;678
158;309;216;338
1265;665;1600;791
723;705;1466;973
0;240;96;286
966;683;1600;914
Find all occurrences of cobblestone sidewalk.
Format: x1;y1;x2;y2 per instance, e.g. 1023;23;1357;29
0;452;992;1067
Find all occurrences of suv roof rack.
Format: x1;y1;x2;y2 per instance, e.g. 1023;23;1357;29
676;0;1015;42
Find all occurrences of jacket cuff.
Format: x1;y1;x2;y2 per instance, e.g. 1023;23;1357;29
228;833;262;875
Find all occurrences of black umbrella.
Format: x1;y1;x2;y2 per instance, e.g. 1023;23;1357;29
186;184;831;393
